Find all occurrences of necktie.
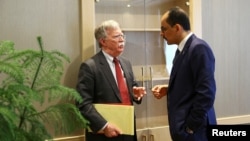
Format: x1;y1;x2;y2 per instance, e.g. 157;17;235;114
113;57;131;105
173;49;180;64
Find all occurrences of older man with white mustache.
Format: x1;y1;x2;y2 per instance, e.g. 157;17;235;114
76;20;146;141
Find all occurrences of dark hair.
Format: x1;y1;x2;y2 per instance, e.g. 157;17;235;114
166;7;190;31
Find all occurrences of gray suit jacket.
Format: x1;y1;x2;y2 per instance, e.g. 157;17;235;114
76;51;140;140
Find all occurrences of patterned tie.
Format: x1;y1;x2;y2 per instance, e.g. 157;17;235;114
113;57;131;105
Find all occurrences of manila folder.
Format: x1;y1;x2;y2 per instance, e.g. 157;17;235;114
94;104;134;135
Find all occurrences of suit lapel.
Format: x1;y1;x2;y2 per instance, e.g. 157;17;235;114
97;52;122;101
169;35;195;87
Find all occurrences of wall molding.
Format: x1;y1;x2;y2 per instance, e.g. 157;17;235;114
46;135;85;141
217;114;250;124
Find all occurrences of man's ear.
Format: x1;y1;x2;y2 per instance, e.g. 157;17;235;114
174;24;183;32
99;38;105;46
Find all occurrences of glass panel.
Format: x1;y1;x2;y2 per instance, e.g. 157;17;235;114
94;0;147;77
143;0;169;130
94;0;190;140
144;0;189;130
95;0;148;131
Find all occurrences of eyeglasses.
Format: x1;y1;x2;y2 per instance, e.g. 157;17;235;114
111;34;126;40
161;26;168;32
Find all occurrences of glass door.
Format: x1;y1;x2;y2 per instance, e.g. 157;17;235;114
94;0;190;140
95;1;148;139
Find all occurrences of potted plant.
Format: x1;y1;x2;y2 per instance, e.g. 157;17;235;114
0;36;89;141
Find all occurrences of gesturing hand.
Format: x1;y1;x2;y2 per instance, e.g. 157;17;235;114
133;86;146;100
151;85;168;99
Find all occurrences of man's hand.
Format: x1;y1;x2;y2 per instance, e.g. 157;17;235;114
133;86;146;100
151;85;168;99
103;123;122;138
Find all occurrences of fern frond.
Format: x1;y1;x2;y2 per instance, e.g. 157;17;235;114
2;83;42;107
42;51;67;69
0;37;88;140
32;103;89;135
14;124;51;141
37;85;83;103
3;50;40;63
0;106;16;141
50;50;70;63
0;62;24;83
0;40;14;56
32;57;64;85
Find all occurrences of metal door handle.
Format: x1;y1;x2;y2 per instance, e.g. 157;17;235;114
141;66;144;87
149;134;154;141
149;66;153;89
141;134;147;141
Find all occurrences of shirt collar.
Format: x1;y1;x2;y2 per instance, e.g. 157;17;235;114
178;32;193;52
102;50;116;64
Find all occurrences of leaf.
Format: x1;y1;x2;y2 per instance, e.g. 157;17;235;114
0;40;14;56
33;103;89;135
0;37;89;141
0;107;16;141
0;61;24;83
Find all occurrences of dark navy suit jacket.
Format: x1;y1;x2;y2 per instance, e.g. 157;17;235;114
168;34;217;141
76;51;140;141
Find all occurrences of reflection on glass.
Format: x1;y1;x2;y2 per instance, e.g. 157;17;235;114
163;40;178;75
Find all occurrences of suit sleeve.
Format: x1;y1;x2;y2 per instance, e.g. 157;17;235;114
186;43;216;131
76;60;107;133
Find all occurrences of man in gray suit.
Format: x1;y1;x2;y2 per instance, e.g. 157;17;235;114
76;20;146;141
151;7;217;141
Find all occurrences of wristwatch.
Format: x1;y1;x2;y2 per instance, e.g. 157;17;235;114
186;127;194;134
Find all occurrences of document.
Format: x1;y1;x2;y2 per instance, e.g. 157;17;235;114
93;104;134;135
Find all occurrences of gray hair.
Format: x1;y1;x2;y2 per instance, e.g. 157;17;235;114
94;20;120;41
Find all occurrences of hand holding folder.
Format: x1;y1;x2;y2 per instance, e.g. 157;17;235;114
93;104;134;135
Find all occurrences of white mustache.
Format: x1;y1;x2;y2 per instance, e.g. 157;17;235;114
119;43;125;47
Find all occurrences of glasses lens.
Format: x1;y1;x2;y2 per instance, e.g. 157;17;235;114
113;34;125;40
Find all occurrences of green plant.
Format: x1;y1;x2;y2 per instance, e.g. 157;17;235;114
0;37;89;141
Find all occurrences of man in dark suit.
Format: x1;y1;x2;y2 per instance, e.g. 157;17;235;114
76;20;146;141
151;7;217;141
